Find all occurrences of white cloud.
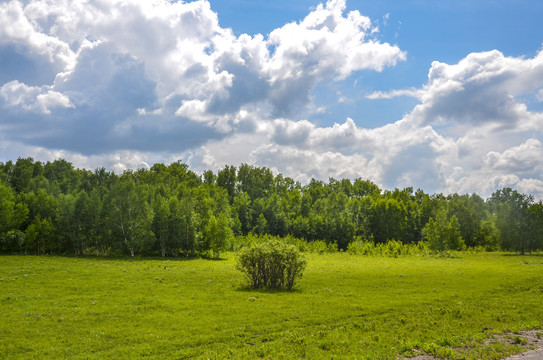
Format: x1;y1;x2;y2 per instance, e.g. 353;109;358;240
0;80;73;114
254;48;543;198
266;0;405;81
365;87;422;100
0;0;405;155
2;0;543;200
379;49;543;197
484;139;543;173
194;117;448;191
404;49;543;128
251;144;373;184
36;90;74;114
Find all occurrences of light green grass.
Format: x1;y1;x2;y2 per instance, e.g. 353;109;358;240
1;253;542;359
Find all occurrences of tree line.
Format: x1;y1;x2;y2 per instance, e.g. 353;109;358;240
0;157;542;257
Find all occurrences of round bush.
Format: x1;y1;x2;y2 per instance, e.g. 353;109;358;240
236;240;306;290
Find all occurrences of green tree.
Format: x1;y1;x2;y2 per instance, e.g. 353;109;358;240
176;197;198;256
488;188;533;254
233;192;252;235
79;189;107;255
370;197;407;243
152;195;171;257
10;157;38;192
43;159;80;194
237;164;274;200
347;197;373;240
216;165;237;202
108;176;154;256
203;212;233;258
56;194;78;254
422;207;465;255
0;182;27;233
202;170;216;185
527;202;543;252
21;188;58;227
253;213;268;235
447;194;486;247
473;214;500;251
0;182;28;252
352;178;381;198
24;215;56;255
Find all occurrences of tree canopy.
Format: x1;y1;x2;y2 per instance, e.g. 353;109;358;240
0;157;542;256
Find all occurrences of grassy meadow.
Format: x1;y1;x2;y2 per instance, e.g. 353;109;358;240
1;252;542;359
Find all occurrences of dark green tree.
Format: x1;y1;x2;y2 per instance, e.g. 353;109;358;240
370;197;407;243
488;188;533;254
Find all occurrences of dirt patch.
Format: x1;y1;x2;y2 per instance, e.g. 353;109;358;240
407;330;543;360
486;330;543;351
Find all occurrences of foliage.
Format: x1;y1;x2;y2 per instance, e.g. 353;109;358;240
347;238;430;257
0;230;25;252
231;234;337;254
423;207;466;255
236;240;306;290
369;197;407;244
107;176;154;257
488;188;535;254
1;157;543;256
203;212;233;258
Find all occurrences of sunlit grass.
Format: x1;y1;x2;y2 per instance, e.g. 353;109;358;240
1;252;542;359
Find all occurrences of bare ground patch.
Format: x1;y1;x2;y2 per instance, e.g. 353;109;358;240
407;329;543;360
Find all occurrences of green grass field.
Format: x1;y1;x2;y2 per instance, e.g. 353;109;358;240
1;252;542;359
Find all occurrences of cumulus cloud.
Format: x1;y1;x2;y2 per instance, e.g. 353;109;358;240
378;50;543;197
2;0;543;199
0;1;76;69
263;0;405;116
484;139;543;173
251;144;373;183
246;49;543;197
188;115;447;191
0;0;404;157
0;80;73;114
405;50;543;129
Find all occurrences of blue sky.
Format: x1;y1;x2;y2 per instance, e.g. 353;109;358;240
1;0;543;197
213;0;543;127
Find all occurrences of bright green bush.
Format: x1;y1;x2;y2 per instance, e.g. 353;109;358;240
346;238;430;257
236;240;306;290
232;234;338;254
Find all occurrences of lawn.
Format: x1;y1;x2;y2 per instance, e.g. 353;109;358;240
0;252;542;359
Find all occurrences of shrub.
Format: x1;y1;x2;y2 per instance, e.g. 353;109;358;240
0;230;25;253
236;240;306;290
346;238;430;257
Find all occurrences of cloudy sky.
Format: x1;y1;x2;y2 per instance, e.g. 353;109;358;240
1;0;543;198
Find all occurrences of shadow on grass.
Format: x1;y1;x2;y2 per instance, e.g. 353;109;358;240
235;284;303;294
0;252;231;263
501;252;543;257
